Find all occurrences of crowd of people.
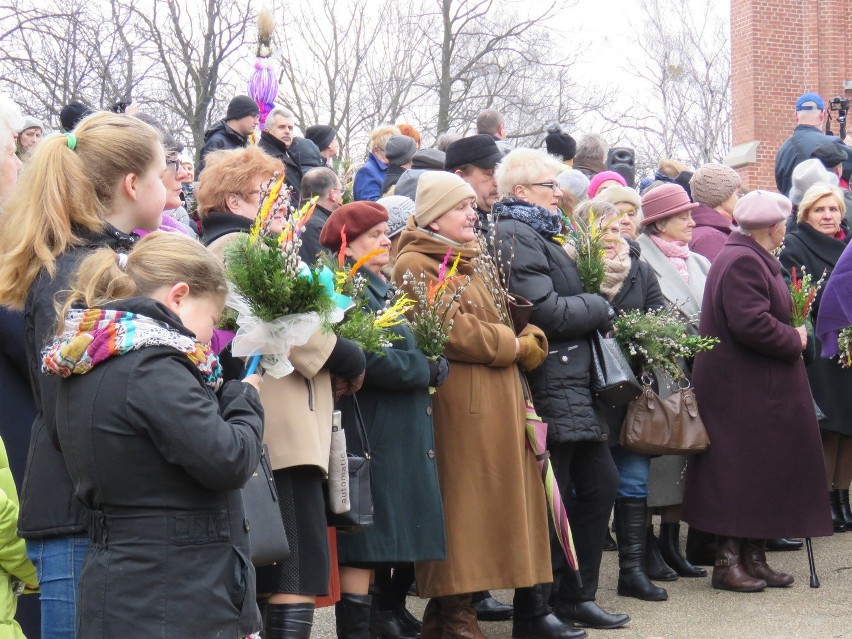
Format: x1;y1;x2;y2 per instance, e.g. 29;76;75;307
0;88;848;639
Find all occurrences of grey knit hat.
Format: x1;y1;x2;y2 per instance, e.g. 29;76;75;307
557;169;590;201
789;159;839;206
385;134;417;167
689;163;741;209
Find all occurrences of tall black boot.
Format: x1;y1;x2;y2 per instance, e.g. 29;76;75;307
336;594;373;639
838;489;852;528
644;525;677;581
685;526;716;565
614;499;667;601
659;523;707;577
830;490;848;532
266;603;314;639
512;584;587;639
371;566;420;639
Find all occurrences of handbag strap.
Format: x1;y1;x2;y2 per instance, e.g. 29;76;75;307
348;395;372;459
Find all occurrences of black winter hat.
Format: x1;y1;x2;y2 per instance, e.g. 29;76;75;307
226;95;259;120
811;141;848;169
59;101;94;132
304;124;336;151
445;134;503;171
545;125;576;161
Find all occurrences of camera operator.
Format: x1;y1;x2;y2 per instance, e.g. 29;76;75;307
775;92;848;197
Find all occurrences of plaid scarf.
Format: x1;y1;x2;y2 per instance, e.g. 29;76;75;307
42;308;222;390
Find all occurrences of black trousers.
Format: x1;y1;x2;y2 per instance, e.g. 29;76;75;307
549;440;619;603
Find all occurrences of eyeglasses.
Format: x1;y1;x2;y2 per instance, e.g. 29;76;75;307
165;158;181;174
529;181;561;191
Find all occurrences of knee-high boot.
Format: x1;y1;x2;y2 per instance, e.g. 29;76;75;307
659;523;707;577
644;525;677;581
266;603;315;639
614;498;668;601
438;594;485;639
336;594;373;639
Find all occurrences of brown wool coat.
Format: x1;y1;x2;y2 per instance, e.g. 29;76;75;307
681;233;833;539
392;220;552;598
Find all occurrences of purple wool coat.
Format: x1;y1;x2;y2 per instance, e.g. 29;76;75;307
688;204;734;263
682;233;833;539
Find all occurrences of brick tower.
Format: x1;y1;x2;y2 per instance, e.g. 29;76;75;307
727;0;852;189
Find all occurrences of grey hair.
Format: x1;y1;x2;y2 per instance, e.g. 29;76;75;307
476;109;504;135
434;132;462;152
268;107;295;123
0;96;24;140
300;167;340;200
574;133;609;164
573;199;619;227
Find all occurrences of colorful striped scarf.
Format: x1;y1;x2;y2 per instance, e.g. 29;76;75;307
42;308;222;390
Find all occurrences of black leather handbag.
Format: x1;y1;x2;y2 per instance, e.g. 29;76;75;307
589;330;642;407
241;445;290;566
325;396;374;529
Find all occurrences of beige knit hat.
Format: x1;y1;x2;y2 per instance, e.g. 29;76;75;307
594;185;641;209
414;171;476;228
689;163;741;208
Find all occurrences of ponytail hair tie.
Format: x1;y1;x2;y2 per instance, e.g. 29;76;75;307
116;253;128;270
65;133;77;151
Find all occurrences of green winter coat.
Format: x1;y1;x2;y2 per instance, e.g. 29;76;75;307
336;267;446;565
0;437;37;639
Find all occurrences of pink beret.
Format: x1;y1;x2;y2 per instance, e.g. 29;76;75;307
732;190;791;230
588;170;627;198
320;201;388;252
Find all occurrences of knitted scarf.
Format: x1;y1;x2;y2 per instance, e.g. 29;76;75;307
42;308;222;390
651;234;690;283
493;198;563;238
600;238;632;301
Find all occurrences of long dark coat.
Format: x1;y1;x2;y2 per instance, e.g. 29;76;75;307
780;222;852;436
682;233;833;538
337;267;446;564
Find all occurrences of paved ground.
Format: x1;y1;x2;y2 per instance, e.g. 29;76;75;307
312;531;851;639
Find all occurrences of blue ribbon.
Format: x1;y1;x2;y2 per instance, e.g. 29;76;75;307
299;264;352;310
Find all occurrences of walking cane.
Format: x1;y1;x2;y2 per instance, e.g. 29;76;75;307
805;537;820;588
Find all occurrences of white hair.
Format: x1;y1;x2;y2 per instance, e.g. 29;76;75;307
0;96;24;140
268;107;294;122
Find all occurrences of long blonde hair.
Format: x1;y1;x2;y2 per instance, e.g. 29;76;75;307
0;112;161;308
58;232;227;332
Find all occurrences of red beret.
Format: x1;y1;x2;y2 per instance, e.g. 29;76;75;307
319;201;389;252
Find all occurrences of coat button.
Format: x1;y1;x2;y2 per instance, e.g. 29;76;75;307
426;406;432;416
243;518;250;532
427;449;435;459
560;355;568;363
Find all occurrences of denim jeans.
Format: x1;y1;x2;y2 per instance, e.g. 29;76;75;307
26;535;90;639
610;445;651;498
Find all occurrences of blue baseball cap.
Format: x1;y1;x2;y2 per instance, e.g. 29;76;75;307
796;92;825;111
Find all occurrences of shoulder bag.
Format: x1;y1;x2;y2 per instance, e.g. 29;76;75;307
325;396;374;529
241;444;290;566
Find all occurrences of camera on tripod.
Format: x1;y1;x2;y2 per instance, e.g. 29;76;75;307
826;96;849;139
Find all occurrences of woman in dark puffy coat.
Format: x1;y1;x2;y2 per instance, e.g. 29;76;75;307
494;149;629;631
574;200;669;601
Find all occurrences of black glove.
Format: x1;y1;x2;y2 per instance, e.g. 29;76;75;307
325;336;367;380
427;355;450;388
598;296;617;332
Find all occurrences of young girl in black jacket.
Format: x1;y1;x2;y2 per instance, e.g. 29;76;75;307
44;232;264;638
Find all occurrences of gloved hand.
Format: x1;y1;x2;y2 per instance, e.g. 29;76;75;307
427;355;450;388
325;336;367;379
332;371;366;401
518;333;547;371
598;296;618;332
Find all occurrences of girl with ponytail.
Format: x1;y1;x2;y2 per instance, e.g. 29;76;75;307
42;232;264;637
0;111;167;639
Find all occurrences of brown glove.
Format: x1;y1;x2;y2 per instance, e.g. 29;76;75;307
517;333;547;371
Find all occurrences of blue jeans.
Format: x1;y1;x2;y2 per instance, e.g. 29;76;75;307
610;446;651;498
26;535;90;639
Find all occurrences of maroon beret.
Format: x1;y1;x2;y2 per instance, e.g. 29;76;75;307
319;201;389;252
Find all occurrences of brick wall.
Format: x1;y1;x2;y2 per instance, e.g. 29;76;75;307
730;0;852;190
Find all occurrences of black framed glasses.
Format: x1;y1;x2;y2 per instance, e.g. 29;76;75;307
529;181;560;191
165;158;181;174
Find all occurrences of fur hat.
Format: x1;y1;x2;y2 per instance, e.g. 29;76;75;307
733;190;791;230
689;163;741;209
415;171;476;228
545;124;576;162
304;125;336;151
789;159;839;206
640;183;698;226
320;201;389;252
385;134;417;167
226;95;259;120
377;195;415;238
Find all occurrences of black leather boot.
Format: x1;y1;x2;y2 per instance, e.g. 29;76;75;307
839;489;852;528
686;526;716;565
266;603;314;639
471;591;513;621
766;538;804;551
370;607;419;639
336;594;373;639
830;490;848;532
603;528;617;551
644;525;677;581
659;523;707;577
554;601;630;630
512;584;587;639
614;498;668;601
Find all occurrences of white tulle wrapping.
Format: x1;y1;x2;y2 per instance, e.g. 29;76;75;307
227;291;344;378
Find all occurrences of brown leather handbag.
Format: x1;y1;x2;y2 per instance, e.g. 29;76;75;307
620;377;710;455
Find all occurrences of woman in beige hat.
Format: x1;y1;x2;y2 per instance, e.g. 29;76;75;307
593;185;642;240
392;170;571;639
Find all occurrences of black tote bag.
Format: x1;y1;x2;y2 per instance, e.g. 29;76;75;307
589;330;642;407
241;445;290;566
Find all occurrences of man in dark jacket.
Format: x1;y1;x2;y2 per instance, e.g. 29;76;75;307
445;134;504;233
198;95;259;175
298;167;344;263
775;93;843;196
258;107;323;201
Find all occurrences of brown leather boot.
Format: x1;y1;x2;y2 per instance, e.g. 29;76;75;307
439;594;486;639
420;598;442;639
741;539;794;587
711;536;767;592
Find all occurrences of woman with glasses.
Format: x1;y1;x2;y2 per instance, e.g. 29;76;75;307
493;149;629;632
